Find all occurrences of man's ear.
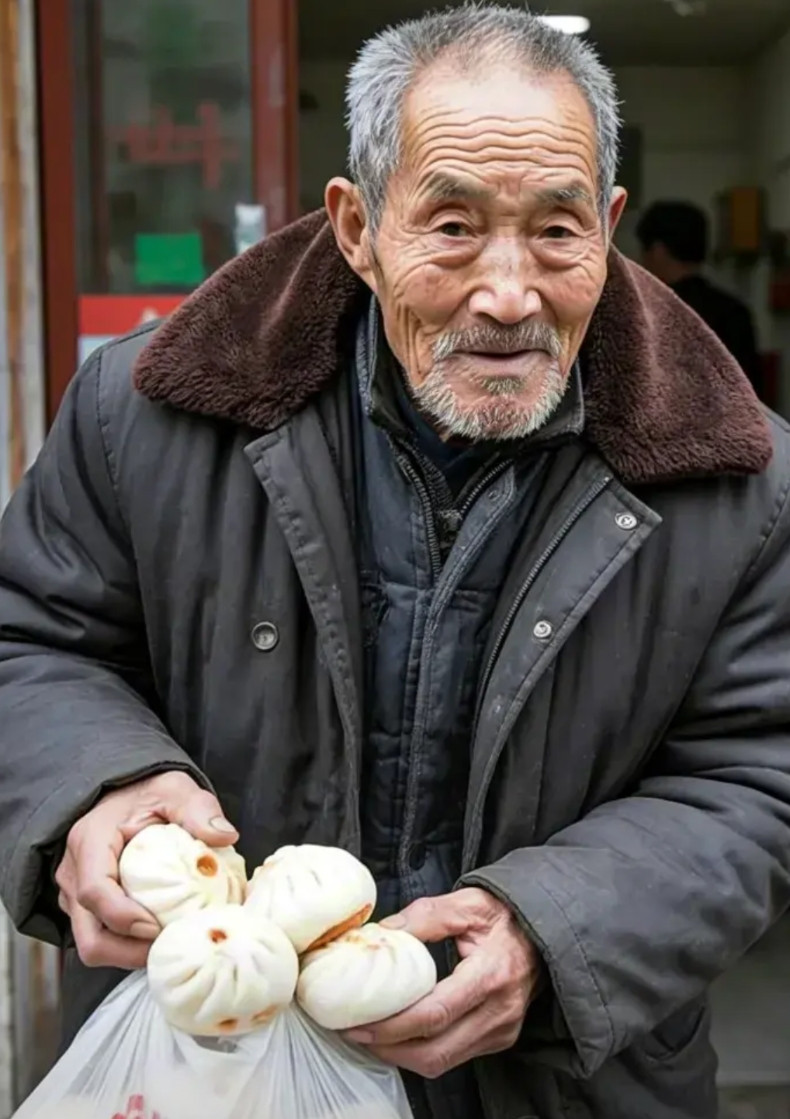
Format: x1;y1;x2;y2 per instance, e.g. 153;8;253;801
607;186;629;240
325;178;379;295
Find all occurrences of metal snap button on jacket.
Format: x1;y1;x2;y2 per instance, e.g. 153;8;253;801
533;620;553;640
251;621;279;651
615;512;638;530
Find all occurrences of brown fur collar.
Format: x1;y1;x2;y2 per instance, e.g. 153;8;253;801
134;210;772;485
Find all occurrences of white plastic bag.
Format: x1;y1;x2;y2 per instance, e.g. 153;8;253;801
13;972;413;1119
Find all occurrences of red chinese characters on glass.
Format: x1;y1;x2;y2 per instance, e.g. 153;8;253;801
109;102;240;190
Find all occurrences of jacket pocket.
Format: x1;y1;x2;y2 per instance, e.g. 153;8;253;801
639;999;709;1064
626;999;719;1118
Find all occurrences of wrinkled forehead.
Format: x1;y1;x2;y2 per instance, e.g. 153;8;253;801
398;64;599;201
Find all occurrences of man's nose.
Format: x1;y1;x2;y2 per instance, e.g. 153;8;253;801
468;243;542;324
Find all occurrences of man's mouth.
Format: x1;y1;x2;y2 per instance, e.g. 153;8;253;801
477;350;531;361
461;341;547;357
459;347;550;367
432;325;562;365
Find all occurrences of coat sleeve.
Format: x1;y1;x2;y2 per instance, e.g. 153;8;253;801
461;472;790;1078
0;350;208;946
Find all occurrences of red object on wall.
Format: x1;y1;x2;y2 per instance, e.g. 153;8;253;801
79;295;185;336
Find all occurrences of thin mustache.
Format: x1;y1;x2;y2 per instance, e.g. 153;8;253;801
433;325;562;362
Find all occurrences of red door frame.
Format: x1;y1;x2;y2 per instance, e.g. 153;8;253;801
35;0;299;423
36;0;78;424
251;0;299;234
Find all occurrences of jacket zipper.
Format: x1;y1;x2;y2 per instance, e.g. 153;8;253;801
394;448;443;579
394;454;515;884
457;458;513;518
475;471;613;707
397;441;515;573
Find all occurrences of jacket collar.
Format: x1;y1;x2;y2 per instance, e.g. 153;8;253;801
134;210;772;486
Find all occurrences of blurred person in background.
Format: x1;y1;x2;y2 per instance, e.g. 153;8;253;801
637;199;765;398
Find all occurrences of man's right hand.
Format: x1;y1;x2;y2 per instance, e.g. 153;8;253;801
55;771;239;970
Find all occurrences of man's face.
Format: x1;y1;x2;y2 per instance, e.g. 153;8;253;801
329;64;626;441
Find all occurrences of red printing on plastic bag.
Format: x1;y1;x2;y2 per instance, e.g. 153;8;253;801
111;1094;161;1119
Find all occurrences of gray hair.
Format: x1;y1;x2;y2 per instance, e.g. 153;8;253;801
345;2;621;228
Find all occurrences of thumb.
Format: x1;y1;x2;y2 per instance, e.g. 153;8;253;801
165;788;239;847
380;893;470;942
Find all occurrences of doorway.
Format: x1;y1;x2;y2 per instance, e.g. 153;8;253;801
36;0;297;420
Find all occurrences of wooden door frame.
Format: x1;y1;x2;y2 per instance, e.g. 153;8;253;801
35;0;299;423
35;0;77;424
251;0;300;231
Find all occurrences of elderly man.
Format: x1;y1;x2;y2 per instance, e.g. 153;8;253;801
1;6;789;1119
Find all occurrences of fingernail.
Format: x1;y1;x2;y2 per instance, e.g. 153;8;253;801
130;921;160;941
210;817;237;835
380;913;406;930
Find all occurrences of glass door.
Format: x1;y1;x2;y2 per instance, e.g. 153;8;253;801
37;0;297;417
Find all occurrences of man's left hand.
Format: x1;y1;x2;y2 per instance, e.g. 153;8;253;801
343;887;542;1078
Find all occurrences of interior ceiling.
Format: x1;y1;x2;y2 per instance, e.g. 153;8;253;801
298;0;790;66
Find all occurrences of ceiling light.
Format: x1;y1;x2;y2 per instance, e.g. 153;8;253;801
537;15;591;35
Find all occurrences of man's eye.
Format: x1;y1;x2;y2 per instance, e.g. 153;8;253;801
543;225;575;239
437;222;470;238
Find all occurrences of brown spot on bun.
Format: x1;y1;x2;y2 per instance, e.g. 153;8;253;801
304;904;373;953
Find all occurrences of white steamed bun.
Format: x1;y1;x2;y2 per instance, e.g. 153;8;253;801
119;823;247;926
147;904;298;1036
244;844;376;953
296;922;437;1030
213;843;247;904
